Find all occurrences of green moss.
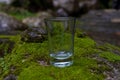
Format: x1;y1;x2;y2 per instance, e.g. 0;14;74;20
100;51;120;62
98;43;120;62
18;63;104;80
10;11;35;20
0;4;35;20
75;37;95;48
104;43;120;52
18;64;53;80
0;32;120;79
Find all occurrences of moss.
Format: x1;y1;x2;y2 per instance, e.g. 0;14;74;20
100;51;120;62
18;63;104;80
18;64;53;80
103;43;120;53
0;4;35;20
10;10;35;20
0;34;105;80
98;43;120;62
0;32;120;79
74;37;95;48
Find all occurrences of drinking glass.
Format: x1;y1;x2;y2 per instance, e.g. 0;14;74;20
45;17;75;67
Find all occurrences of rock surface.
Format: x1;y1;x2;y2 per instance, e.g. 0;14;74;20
77;9;120;46
0;0;13;4
4;74;16;80
0;12;28;34
22;11;51;42
91;53;120;80
23;11;52;28
21;27;47;42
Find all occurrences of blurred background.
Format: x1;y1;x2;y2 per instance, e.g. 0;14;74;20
0;0;120;46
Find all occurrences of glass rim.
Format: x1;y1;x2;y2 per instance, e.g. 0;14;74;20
44;17;75;21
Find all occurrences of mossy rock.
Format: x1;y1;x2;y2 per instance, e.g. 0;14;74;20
0;31;120;79
21;27;47;43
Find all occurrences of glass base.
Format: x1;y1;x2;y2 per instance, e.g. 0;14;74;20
50;51;72;60
50;61;73;68
50;51;73;68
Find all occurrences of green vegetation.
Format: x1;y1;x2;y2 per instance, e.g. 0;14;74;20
98;43;120;62
0;31;120;80
0;3;35;20
100;52;120;62
9;10;35;20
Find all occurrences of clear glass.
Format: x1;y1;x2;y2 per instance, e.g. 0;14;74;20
45;17;75;68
